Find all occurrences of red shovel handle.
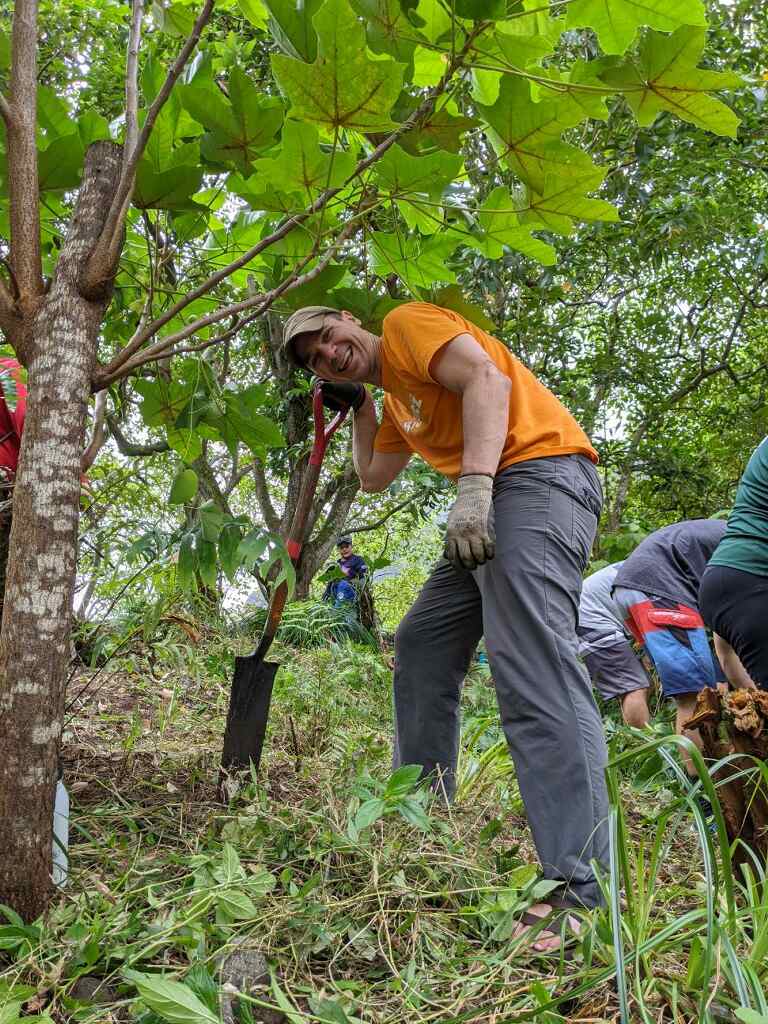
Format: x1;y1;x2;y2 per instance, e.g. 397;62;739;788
253;383;350;660
284;384;348;560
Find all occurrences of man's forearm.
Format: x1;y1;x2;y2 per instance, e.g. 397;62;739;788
352;391;379;481
460;365;511;476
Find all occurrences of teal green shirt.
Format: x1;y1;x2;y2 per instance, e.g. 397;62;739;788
709;437;768;577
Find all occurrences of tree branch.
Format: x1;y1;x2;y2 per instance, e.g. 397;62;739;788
79;0;214;299
346;493;421;534
124;0;145;158
0;275;17;334
107;415;170;456
80;391;109;471
96;21;487;372
94;214;360;386
251;459;281;534
0;94;12;129
7;0;44;309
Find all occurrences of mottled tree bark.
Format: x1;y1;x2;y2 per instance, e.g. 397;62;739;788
0;489;11;620
0;142;122;919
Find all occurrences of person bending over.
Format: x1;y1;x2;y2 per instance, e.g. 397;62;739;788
611;519;733;776
282;301;609;955
578;561;652;729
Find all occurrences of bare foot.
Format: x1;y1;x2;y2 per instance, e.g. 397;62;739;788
512;902;581;953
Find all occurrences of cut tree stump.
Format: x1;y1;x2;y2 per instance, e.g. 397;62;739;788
686;687;768;863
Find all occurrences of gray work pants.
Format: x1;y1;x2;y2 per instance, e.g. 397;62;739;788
393;454;609;908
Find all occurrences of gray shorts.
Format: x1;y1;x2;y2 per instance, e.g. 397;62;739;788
579;629;650;701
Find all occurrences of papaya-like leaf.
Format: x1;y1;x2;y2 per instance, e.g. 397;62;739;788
478;76;595;193
351;0;417;65
566;0;707;55
251;120;355;197
264;0;324;60
272;0;405;131
471;186;556;264
601;26;743;138
521;176;619;235
371;231;458;291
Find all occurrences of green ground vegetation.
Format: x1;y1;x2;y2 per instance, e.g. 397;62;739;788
3;612;768;1024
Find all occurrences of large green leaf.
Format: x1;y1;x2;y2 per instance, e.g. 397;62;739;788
351;0;417;65
237;0;269;28
252;120;355;197
601;27;742;137
472;186;556;264
411;0;452;44
38;134;84;191
272;0;405;131
134;378;190;428
394;94;475;154
530;59;614;121
373;145;463;199
371;231;458;291
521;176;620;235
37;86;72;138
202;70;284;172
180;68;283;173
134;162;204;210
454;0;504;18
221;387;285;456
471;3;565;71
264;0;325;60
430;285;496;333
151;1;196;37
373;145;462;232
275;264;349;311
166;426;203;463
565;0;707;55
329;287;401;331
478;76;595;193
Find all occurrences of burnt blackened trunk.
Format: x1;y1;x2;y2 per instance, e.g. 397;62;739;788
0;142;122;919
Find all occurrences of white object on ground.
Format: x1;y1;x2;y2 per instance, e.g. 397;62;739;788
52;780;69;887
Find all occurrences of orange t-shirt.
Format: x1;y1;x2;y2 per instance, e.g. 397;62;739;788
373;303;597;480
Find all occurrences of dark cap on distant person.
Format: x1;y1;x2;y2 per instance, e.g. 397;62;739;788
336;536;352;548
282;306;340;367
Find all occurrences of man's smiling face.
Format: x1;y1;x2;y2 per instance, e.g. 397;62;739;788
293;311;378;383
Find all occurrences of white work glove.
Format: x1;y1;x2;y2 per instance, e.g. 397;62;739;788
444;474;495;571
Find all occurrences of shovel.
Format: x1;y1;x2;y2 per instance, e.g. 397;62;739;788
220;382;349;778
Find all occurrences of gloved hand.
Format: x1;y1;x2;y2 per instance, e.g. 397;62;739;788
444;474;495;571
316;379;366;412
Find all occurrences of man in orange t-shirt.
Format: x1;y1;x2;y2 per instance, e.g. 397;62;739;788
283;302;609;948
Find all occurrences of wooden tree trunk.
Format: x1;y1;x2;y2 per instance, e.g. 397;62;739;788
0;141;122;919
357;582;384;650
687;687;768;864
0;482;12;620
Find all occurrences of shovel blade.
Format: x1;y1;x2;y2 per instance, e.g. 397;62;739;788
221;654;280;773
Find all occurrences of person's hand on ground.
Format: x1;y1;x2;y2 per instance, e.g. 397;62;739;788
444;474;495;571
317;380;366;412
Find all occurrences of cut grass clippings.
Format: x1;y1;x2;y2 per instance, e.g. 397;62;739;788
1;633;766;1023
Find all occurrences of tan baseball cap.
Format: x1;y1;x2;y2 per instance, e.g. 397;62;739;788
282;305;340;367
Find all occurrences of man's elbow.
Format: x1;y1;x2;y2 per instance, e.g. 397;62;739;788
468;361;511;398
359;475;387;494
489;364;512;397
